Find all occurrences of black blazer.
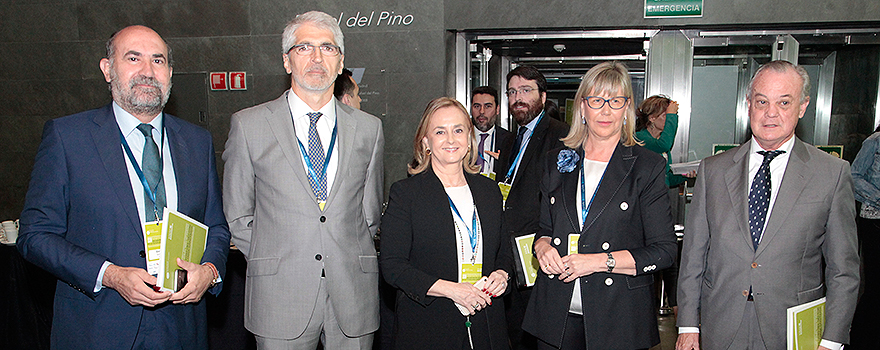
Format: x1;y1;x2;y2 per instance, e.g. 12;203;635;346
495;115;570;237
489;126;513;174
521;144;677;349
380;168;512;350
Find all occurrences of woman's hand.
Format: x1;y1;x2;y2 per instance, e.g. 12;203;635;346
428;280;492;315
558;253;606;282
534;237;565;275
666;100;679;114
483;270;509;297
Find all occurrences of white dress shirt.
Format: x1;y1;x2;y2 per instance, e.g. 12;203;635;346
287;90;340;195
477;126;497;174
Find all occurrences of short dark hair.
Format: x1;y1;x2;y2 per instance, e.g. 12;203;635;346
506;65;547;93
334;68;356;99
471;86;499;105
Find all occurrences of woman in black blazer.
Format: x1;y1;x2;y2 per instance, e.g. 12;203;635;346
522;62;677;350
380;97;512;350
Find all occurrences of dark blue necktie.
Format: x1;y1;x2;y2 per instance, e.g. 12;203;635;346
136;123;165;221
748;150;784;250
306;112;328;206
508;126;527;166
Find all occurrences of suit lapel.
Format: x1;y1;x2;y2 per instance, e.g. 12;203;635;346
266;93;315;201
512;114;549;189
165;115;186;211
724;144;753;249
324;102;356;211
560;149;582;233
89;105;143;239
582;144;636;233
756;139;813;257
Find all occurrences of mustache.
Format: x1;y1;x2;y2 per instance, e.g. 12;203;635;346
129;75;163;91
512;102;529;109
306;65;328;74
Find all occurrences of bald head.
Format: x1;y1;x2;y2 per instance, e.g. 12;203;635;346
100;25;173;122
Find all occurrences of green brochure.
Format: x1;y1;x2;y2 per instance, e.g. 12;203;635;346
158;209;208;292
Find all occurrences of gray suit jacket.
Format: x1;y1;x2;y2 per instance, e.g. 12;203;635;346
223;92;384;339
677;137;859;349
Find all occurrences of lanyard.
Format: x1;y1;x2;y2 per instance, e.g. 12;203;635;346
294;118;338;200
504;112;544;183
118;120;165;222
448;195;478;256
580;161;603;228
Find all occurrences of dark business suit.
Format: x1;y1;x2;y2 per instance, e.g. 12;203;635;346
17;104;230;350
677;138;859;349
494;114;568;349
486;127;512;174
522;145;677;349
380;169;512;350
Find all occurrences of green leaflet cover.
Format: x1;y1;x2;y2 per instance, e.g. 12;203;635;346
787;297;825;350
157;209;208;292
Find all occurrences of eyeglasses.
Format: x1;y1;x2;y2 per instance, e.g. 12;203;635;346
506;87;537;97
583;96;629;110
288;43;342;57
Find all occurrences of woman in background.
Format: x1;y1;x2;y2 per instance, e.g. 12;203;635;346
635;95;693;187
380;97;511;350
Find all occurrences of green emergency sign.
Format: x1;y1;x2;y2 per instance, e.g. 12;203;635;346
645;0;703;18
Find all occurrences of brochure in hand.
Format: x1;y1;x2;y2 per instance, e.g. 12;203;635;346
786;297;825;350
157;209;209;292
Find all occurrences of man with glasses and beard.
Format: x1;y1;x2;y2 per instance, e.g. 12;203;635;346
17;25;230;350
223;11;384;350
495;65;570;350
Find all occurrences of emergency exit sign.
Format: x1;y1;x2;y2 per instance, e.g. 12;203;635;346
645;0;702;18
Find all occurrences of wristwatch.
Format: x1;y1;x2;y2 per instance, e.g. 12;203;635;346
605;252;616;273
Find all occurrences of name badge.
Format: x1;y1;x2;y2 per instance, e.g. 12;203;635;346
568;234;580;255
459;263;483;284
498;182;512;206
480;172;496;181
143;221;163;276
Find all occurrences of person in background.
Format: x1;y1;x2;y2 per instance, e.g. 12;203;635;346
380;97;511;350
471;86;512;177
847;124;880;349
334;68;361;109
523;61;677;350
17;25;229;350
635;95;694;187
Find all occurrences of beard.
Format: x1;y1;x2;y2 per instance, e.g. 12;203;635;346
110;71;171;117
472;114;494;132
293;65;334;92
511;99;544;126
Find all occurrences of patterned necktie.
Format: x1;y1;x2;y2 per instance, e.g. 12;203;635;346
509;126;527;166
748;150;784;250
136;123;166;221
476;133;489;168
306;112;328;206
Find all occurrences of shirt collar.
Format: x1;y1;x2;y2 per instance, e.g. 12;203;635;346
749;135;795;156
478;125;496;136
112;101;163;136
287;89;337;123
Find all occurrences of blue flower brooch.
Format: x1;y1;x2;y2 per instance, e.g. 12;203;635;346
557;149;579;173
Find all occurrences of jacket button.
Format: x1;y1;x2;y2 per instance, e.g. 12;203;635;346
550;197;555;205
604;278;613;286
553;237;561;246
601;242;610;250
751;262;758;268
315;254;322;261
139;250;146;258
742;290;749;297
320;216;326;223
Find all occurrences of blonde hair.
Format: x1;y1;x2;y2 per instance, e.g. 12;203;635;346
562;61;640;149
408;97;480;175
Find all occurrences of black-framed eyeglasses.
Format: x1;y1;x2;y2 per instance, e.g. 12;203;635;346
506;87;537;96
583;96;629;110
288;43;342;56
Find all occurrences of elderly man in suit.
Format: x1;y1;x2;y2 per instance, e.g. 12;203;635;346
676;60;859;350
222;11;384;350
17;25;229;350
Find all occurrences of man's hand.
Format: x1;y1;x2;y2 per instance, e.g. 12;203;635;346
676;333;700;350
169;258;215;304
102;264;171;307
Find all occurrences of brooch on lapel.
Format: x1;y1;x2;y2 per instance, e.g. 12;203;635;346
557;149;579;173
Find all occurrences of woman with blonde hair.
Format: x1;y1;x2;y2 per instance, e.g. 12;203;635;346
522;62;677;349
380;97;512;349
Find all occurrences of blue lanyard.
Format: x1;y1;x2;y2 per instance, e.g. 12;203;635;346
118;120;165;222
504;112;544;183
448;195;478;256
295;119;338;200
580;161;603;227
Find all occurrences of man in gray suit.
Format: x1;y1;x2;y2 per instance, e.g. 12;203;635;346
223;11;383;350
676;60;859;350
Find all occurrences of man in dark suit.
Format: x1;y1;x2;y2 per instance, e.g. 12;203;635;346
494;66;570;350
676;60;859;350
17;25;229;350
471;86;512;178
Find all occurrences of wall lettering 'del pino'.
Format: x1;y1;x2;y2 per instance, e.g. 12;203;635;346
337;11;415;27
